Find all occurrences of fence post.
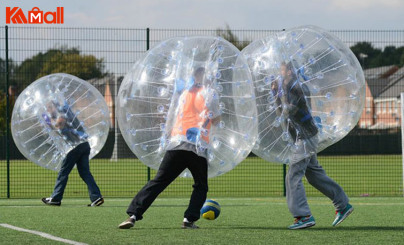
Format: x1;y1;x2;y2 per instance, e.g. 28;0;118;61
146;27;151;182
5;25;10;198
283;164;286;197
401;93;404;197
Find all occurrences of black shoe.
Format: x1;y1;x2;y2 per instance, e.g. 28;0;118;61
88;197;104;207
41;197;61;206
118;217;135;229
182;221;199;229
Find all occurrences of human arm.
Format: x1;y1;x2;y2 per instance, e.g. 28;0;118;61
281;80;305;116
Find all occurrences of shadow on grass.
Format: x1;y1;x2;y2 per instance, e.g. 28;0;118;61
114;225;404;231
220;225;404;231
311;226;404;231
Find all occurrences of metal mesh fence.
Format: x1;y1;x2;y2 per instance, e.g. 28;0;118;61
0;26;403;199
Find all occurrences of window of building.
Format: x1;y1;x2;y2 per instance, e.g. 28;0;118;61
376;102;381;114
388;101;392;113
366;98;371;113
394;100;398;114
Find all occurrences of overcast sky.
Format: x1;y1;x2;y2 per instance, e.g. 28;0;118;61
2;0;404;30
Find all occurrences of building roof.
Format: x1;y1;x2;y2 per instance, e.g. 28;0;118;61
87;76;113;95
387;66;404;84
363;65;397;79
363;65;401;98
377;76;404;99
366;77;390;98
87;75;124;100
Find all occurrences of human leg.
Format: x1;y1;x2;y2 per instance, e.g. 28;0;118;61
125;150;187;220
184;151;208;222
286;157;311;218
286;151;317;229
305;154;349;211
75;142;102;202
305;154;353;226
50;146;80;201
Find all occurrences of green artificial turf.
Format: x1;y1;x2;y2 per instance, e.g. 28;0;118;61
1;197;404;245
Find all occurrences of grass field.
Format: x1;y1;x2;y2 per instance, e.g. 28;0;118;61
1;197;404;245
0;155;403;244
0;155;402;198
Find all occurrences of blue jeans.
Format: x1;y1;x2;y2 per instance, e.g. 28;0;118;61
51;142;101;202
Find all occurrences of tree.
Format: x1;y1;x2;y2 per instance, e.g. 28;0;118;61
350;42;382;69
0;57;17;87
0;90;17;135
350;42;404;69
13;47;107;88
0;92;7;134
0;58;17;135
216;24;250;50
400;52;404;67
0;47;108;135
38;52;106;80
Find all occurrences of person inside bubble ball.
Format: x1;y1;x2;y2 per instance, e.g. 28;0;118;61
273;61;353;229
41;100;104;207
119;67;221;229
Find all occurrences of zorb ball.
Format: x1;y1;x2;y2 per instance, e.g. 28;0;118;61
200;199;221;220
11;73;110;171
117;36;258;177
242;25;365;164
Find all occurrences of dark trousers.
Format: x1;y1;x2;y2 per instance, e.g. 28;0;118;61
127;150;208;222
51;142;101;202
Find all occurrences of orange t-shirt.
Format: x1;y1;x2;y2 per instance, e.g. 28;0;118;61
171;87;211;143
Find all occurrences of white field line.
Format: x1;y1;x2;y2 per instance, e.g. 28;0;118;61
0;224;89;245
